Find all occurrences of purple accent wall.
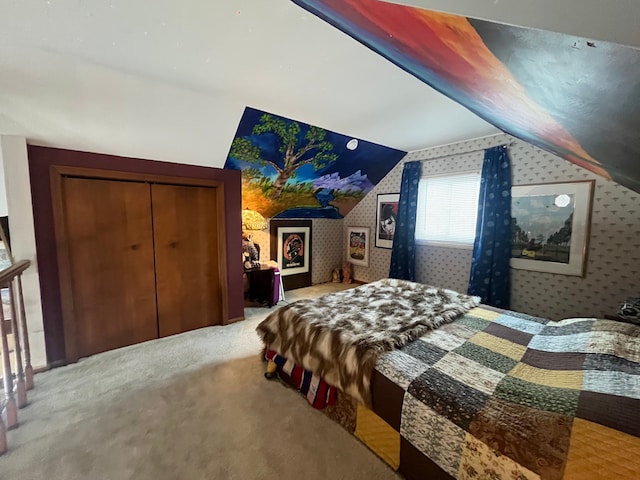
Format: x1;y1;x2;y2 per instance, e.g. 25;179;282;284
28;146;244;364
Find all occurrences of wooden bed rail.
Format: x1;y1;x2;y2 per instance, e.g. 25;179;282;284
0;259;34;455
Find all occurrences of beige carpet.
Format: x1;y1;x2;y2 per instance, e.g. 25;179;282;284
1;283;399;479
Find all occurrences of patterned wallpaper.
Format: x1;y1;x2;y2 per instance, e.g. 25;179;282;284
249;218;344;286
344;133;640;321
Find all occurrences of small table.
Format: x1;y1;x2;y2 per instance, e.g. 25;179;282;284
245;266;280;307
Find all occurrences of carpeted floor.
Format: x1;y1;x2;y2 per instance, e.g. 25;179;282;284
1;283;399;479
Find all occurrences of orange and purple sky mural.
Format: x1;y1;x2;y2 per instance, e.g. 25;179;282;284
294;0;640;193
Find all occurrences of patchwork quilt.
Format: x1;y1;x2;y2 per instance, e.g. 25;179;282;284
367;306;640;480
265;302;640;479
257;279;478;406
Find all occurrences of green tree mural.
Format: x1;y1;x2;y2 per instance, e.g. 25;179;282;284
229;114;338;198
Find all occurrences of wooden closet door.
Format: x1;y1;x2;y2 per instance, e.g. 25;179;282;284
151;184;222;337
62;177;158;358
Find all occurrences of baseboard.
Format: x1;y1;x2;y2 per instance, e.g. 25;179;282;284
225;316;245;325
35;358;67;373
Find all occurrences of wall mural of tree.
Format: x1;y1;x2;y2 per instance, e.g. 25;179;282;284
230;115;338;199
224;107;406;219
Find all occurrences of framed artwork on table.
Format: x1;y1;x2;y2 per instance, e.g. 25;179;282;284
347;227;370;267
510;180;595;277
375;193;399;249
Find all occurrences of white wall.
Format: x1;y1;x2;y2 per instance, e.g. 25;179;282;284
0;146;7;216
0;136;46;368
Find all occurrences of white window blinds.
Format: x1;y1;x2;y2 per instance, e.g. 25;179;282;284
415;172;481;246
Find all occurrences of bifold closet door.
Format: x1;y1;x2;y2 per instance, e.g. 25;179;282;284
151;184;222;337
62;177;159;358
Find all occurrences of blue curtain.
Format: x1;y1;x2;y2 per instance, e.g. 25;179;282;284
468;145;512;307
389;161;422;281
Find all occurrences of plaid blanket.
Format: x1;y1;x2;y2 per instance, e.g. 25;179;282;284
373;306;640;480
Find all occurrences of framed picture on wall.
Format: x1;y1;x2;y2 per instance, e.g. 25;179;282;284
0;221;12;271
510;180;595;277
276;226;310;277
347;227;370;267
375;193;399;249
271;219;313;291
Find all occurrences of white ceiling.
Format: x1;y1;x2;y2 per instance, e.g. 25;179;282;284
0;0;635;168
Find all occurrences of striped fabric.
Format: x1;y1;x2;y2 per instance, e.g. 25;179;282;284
265;350;337;409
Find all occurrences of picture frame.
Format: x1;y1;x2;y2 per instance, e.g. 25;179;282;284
276;225;311;277
510;180;595;277
375;193;399;249
0;221;12;271
347;227;370;267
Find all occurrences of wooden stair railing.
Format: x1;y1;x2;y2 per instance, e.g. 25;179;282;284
0;259;33;455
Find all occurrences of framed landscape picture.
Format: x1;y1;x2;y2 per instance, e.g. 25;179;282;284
375;193;399;248
347;227;370;267
510;180;594;276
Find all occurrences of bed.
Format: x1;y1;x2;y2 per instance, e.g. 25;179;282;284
257;279;640;480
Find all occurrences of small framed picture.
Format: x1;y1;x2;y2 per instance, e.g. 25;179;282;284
375;193;399;249
347;227;370;267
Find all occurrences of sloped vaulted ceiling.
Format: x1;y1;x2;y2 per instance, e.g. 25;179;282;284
0;0;496;167
294;0;640;193
1;0;638;190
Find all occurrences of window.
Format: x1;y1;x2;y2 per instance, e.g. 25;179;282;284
415;171;481;247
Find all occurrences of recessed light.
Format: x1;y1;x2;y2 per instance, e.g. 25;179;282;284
346;139;358;150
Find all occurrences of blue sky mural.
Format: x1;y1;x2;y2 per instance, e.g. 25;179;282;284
224;107;406;219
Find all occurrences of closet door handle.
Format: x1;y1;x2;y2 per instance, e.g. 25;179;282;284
168;241;178;249
131;243;140;251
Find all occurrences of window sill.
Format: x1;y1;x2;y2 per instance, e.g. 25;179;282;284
415;239;474;250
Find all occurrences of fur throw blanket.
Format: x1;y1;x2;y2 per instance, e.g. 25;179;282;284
256;279;479;405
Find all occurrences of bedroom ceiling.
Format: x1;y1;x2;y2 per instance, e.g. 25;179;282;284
0;1;637;169
295;0;640;192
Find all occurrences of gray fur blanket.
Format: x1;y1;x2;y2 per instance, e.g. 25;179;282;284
256;278;479;405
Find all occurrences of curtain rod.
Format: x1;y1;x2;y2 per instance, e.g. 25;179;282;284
418;141;514;163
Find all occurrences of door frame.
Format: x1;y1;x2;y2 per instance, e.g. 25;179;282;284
50;165;229;362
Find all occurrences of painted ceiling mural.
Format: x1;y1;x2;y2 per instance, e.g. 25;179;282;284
224;107;406;219
292;0;640;194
